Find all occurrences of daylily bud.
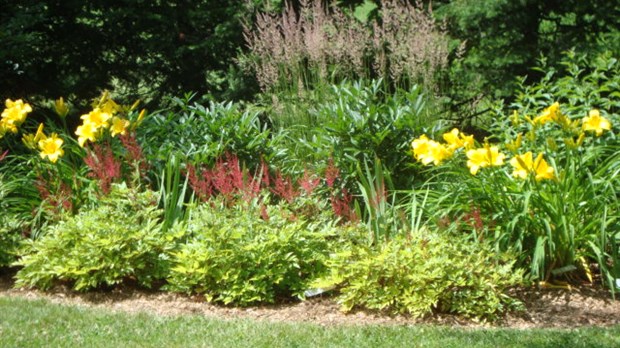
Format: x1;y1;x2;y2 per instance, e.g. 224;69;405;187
54;97;69;118
130;99;141;111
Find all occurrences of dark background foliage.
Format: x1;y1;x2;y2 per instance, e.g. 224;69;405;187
1;0;618;110
0;0;257;108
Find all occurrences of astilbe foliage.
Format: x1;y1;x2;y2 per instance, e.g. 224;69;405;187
34;174;73;216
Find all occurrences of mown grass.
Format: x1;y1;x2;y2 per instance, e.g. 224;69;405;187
1;297;619;348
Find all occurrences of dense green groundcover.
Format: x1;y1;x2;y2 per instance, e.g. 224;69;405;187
1;297;619;348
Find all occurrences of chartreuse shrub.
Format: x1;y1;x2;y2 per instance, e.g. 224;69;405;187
14;184;179;291
313;230;522;321
165;202;362;305
409;51;620;291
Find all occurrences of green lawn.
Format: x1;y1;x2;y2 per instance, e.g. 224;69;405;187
0;297;618;348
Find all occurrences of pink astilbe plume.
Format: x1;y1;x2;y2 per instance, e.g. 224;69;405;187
325;158;340;189
83;143;122;195
185;163;213;202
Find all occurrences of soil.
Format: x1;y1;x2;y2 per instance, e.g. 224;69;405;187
1;269;619;328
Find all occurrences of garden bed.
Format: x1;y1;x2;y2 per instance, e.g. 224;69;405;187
1;268;618;329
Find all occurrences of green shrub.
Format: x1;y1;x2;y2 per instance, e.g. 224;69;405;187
0;216;23;268
14;184;177;291
314;231;523;321
0;173;28;267
277;79;429;190
166;202;359;305
139;96;273;169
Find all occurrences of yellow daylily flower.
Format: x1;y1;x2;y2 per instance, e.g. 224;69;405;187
442;128;475;151
533;153;555;181
506;133;523;153
130;99;141;111
38;133;64;163
510;110;521;126
110;116;130;137
412;135;452;166
582;109;611;136
22;133;36;149
80;108;112;129
533;102;561;125
510;152;555;181
466;145;505;175
101;99;121;115
75;122;99;147
1;99;32;131
22;123;46;150
564;133;586;150
510;151;533;180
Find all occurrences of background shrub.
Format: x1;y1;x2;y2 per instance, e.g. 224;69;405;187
139;96;274;171
274;79;429;190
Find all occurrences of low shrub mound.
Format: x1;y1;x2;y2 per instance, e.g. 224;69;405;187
165;202;362;305
314;232;524;321
14;184;177;291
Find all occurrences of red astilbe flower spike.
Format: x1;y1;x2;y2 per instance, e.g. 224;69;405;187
83;143;122;195
260;159;271;188
210;157;235;199
272;171;299;204
35;175;73;215
331;188;358;223
119;132;149;178
243;165;264;203
298;169;320;196
325;158;340;189
184;163;213;202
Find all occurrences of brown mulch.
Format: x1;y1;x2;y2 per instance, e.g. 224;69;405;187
1;269;619;328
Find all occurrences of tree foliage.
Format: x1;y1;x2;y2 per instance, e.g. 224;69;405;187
0;0;256;106
434;0;620;99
